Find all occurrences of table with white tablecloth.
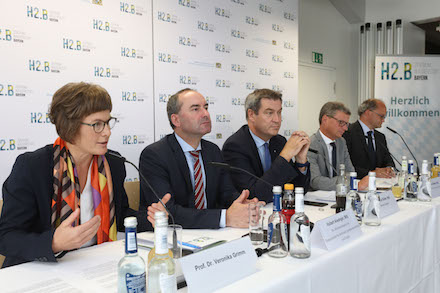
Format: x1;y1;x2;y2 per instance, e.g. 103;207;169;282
1;196;439;293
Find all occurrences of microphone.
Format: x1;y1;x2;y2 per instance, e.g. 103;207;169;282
386;126;419;175
207;162;273;188
308;148;318;154
386;126;397;134
255;247;269;257
107;150;179;256
307;148;338;175
363;135;401;170
208;161;325;207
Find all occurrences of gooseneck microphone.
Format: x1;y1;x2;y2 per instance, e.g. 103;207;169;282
308;148;318;154
107;150;179;256
364;135;401;170
208;161;327;208
207;162;273;187
386;126;419;174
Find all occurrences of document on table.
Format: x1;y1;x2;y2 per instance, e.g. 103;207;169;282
1;264;82;293
1;242;124;293
376;177;397;189
305;190;336;202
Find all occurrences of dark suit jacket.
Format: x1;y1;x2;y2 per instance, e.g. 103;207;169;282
343;120;395;178
222;125;310;202
139;134;238;229
0;145;150;268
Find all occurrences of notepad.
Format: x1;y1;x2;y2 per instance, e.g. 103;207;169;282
185;236;226;251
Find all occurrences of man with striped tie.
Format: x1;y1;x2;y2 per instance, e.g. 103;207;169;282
139;89;259;229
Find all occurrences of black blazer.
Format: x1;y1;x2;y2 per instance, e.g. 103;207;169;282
222;125;310;203
0;145;150;268
343;120;395;178
139;134;238;229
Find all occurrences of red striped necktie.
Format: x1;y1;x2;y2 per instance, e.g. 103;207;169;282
189;150;205;209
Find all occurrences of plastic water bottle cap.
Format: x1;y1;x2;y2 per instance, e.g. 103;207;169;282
284;183;294;190
273;186;282;193
295;187;304;194
124;217;138;227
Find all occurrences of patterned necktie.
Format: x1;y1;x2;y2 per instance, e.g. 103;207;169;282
189;150;205;209
330;142;337;177
263;142;271;172
367;131;376;170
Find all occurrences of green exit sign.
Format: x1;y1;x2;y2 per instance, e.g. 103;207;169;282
312;52;323;64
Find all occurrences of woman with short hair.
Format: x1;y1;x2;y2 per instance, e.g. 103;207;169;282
0;82;150;268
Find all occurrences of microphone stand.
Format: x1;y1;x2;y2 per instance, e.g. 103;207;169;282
364;135;401;171
387;127;419;175
207;162;273;187
308;148;338;175
107;151;179;257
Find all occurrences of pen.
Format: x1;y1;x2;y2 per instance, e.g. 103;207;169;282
180;241;202;250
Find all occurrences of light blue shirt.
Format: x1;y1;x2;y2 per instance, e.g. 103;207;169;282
359;120;375;150
249;128;270;171
174;133;226;228
249;128;307;174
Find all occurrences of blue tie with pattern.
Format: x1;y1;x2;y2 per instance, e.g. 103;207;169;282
264;142;271;172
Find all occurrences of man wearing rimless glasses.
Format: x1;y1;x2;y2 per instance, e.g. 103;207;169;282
343;99;395;179
308;101;369;191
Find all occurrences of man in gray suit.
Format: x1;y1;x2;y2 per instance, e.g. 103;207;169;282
308;102;368;191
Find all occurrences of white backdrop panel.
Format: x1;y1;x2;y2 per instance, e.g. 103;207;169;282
152;0;299;145
0;0;298;197
0;0;153;192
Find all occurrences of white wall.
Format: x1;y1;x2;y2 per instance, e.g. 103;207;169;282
297;0;436;136
298;0;359;135
365;0;431;55
366;0;440;22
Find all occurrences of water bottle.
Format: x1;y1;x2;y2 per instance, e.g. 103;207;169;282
267;186;288;258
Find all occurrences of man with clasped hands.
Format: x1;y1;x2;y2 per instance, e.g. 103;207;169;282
140;88;261;229
222;88;311;203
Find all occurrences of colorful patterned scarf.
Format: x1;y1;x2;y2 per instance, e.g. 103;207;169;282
51;137;117;244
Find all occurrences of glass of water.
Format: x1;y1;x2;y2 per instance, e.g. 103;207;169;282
249;202;264;245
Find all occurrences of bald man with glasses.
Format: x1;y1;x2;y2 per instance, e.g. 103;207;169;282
308;101;368;191
343;99;395;179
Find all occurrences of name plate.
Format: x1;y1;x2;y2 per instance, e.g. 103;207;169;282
378;190;400;218
311;210;362;251
431;177;440;198
178;236;257;293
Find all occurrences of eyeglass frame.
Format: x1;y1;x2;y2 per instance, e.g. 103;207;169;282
81;117;118;133
369;109;387;120
327;115;349;128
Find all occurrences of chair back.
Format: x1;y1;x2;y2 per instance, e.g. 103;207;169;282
124;181;140;211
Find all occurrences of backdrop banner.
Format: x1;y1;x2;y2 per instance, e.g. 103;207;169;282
0;0;299;197
375;55;440;167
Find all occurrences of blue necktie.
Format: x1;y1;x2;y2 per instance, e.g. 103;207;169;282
264;143;271;172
